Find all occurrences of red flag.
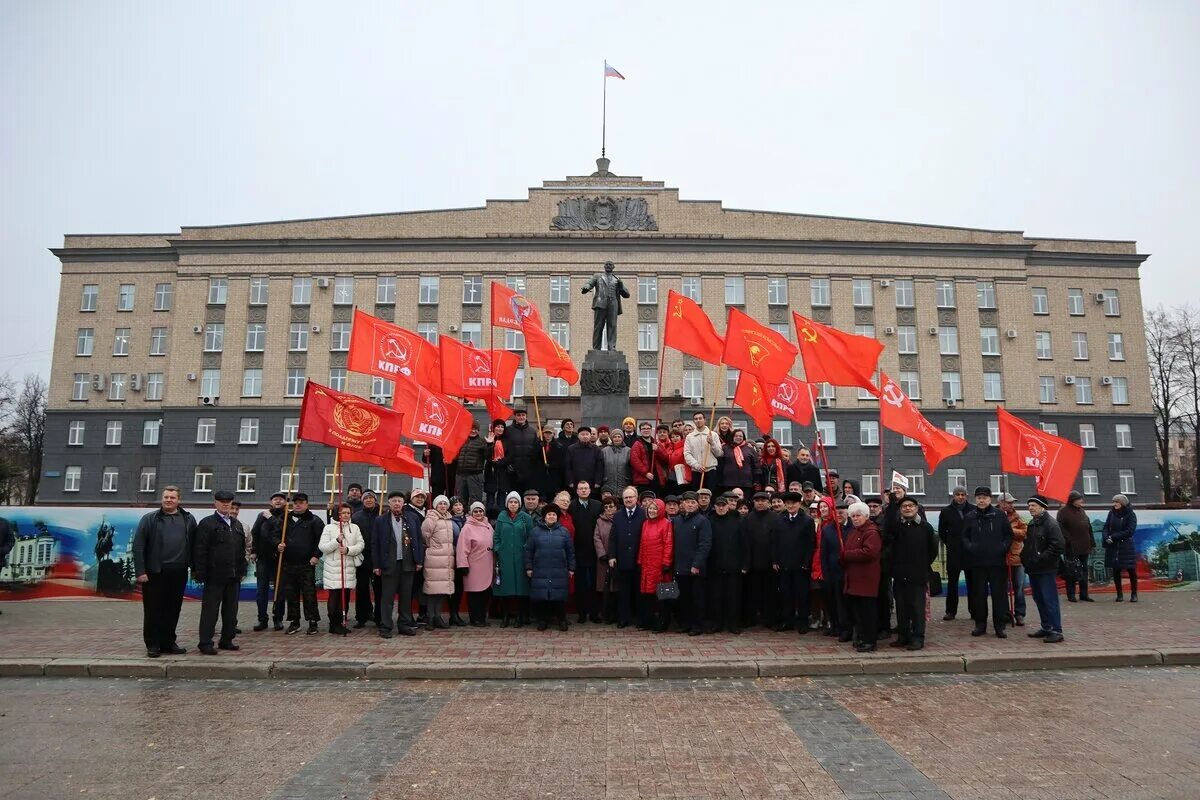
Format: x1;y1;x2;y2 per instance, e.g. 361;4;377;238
490;281;543;331
664;290;725;365
522;320;579;385
768;376;818;427
338;446;424;479
877;372;967;473
439;337;520;400
792;313;883;395
347;309;442;393
298;381;407;460
721;307;799;388
733;372;775;436
392;377;473;462
997;407;1085;502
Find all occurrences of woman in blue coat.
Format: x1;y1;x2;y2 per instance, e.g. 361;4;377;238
524;505;576;631
1102;494;1139;602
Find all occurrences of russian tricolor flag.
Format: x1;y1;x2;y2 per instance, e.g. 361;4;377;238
604;61;625;79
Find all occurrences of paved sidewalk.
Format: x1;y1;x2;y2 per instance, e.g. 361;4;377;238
1;590;1198;679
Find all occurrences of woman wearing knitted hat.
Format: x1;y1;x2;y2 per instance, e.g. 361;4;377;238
456;502;495;626
1057;491;1094;602
1103;494;1139;602
492;491;533;627
420;495;456;628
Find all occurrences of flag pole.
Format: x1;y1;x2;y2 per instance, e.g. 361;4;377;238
272;439;302;607
698;363;724;491
601;60;607;158
652;336;666;431
530;373;549;465
879;401;885;499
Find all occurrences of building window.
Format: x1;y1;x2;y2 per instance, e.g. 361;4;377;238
292;277;312;305
630;321;657;353
282;418;300;445
947;469;967;495
857;370;879;401
244;324;265;352
504;328;525;351
682;368;703;399
113;328;131;356
860;472;881;495
941;371;962;402
935;280;956;309
987;420;1000;447
146;372;163;401
816;420;837;447
1079;424;1096;449
81;284;99;312
238;417;259;445
460;323;482;348
548;323;569;349
637;368;657;398
1034;331;1052;360
143;419;161;446
376;276;396;304
203;324;224;353
990;474;1005;495
1031;287;1049;315
681;277;702;302
768;277;788;306
367;468;386;494
980;327;1000;356
852;279;873;307
288;323;308;352
770;323;789;341
64;466;81;492
727;368;740;399
724;276;745;306
68;420;86;446
510;368;524;399
149;327;168;356
194;467;214;494
906;471;926;495
462;276;482;304
816;382;835;401
1114;423;1132;449
945;420;964;439
328;368;347;391
549;276;571;304
1038;376;1056;404
108;373;127;401
1107;333;1125;361
333;277;355;305
419;276;440;304
1041;422;1059;436
1082;469;1099;495
904;436;921;448
322;469;337;495
894;279;914;308
199;369;220;397
76;328;94;357
249;277;269;305
636;277;658;304
982;372;1003;401
897;326;917;355
285;369;306;398
235;468;256;494
330;322;351;351
1103;289;1120;316
102;467;119;493
772;421;792;447
899;370;920;399
370;376;394;402
417;323;438;344
1071;332;1089;360
1067;288;1085;316
105;420;122;446
548;377;568;397
208;278;228;305
505;276;527;292
976;280;996;309
859;420;879;446
154;282;172;311
1075;377;1093;404
117;284;136;311
938;326;958;355
280;469;299;493
1111;377;1129;404
810;277;830;307
241;368;262;398
855;324;875;340
139;467;157;493
196;418;216;444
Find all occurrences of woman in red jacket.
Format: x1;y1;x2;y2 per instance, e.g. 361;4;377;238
636;499;673;632
665;431;690;496
842;501;883;653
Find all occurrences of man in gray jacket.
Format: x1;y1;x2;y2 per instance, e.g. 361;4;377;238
132;486;197;658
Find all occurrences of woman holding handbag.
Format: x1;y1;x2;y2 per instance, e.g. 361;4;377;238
636;499;674;631
318;503;365;636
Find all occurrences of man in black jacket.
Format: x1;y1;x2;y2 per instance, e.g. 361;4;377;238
192;490;248;655
770;491;816;634
962;486;1014;638
484;419;511;513
938;486;973;621
569;481;603;623
672;492;713;636
606;486;644;628
251;492;287;631
351;490;381;628
537;426;566;500
371;491;421;638
706;493;748;634
267;493;323;635
565;426;604;495
886;496;939;650
740;491;778;629
785;447;823;494
133;486;197;657
453;421;488;506
501;409;540;493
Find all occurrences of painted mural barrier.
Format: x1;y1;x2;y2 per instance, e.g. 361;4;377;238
1;505;1198;602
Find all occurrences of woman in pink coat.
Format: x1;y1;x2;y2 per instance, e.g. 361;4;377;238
456;501;496;627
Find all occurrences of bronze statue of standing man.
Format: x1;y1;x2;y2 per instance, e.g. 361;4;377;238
581;261;630;351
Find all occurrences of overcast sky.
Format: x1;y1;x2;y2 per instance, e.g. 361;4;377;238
3;1;1198;381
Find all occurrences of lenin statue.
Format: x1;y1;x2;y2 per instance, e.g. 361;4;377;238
581;261;630;351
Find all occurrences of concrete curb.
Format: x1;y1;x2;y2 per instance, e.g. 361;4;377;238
167;661;274;679
0;658;50;676
756;659;862;677
859;655;965;674
271;660;368;680
964;649;1163;673
1157;647;1200;666
648;661;758;678
366;662;517;680
516;661;648;679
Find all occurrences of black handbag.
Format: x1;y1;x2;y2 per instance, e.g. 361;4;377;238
656;581;680;601
1059;556;1083;582
928;570;943;597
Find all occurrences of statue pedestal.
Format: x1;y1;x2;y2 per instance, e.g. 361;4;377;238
579;349;631;428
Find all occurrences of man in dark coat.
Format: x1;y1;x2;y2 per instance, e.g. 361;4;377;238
536;426;567;500
423;444;455;501
938;485;973;620
192;490;248;655
501;409;540;493
1057;490;1094;602
250;492;287;631
739;491;778;629
569;481;603;623
886;496;939;650
371;491;423;637
785;447;823;494
671;491;713;635
961;486;1014;637
705;493;748;634
1024;496;1066;642
770;491;816;634
877;482;926;635
453;421;488;507
606;486;644;628
133;486;197;657
557;418;578;448
351;490;382;628
266;493;323;635
484;419;511;513
565;426;604;495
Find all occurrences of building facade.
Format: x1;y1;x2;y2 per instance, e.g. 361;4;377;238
41;163;1156;506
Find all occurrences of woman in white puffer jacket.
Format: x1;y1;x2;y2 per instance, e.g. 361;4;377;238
319;503;365;636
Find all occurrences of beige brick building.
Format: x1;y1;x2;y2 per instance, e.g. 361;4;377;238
42;162;1156;504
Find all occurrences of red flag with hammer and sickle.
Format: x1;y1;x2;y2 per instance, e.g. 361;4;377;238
997;407;1084;502
878;372;967;473
663;290;725;365
722;307;798;388
733;372;776;436
792;313;882;395
347;309;442;393
768;376;819;427
392;376;473;462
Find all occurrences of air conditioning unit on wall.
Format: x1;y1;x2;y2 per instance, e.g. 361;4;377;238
201;395;219;406
1064;375;1076;385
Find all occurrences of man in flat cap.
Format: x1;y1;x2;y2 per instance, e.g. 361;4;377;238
193;490;248;655
961;486;1014;638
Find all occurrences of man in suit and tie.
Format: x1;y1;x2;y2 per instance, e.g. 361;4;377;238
606;486;645;628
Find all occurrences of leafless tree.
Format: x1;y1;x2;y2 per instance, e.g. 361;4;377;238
12;375;47;503
1146;306;1184;500
1175;305;1200;497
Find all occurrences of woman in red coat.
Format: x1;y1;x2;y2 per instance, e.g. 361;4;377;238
665;432;690;496
842;501;882;653
636;499;673;632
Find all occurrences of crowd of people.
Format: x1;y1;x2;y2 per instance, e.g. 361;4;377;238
128;411;1141;658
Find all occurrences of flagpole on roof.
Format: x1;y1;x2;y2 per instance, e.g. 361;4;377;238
601;60;607;158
